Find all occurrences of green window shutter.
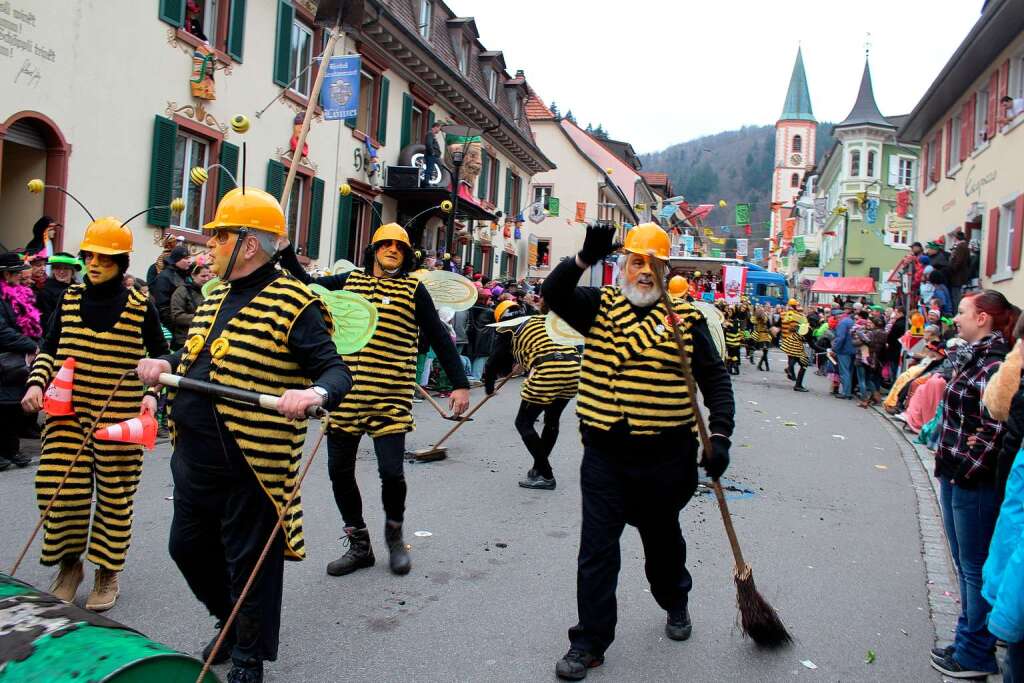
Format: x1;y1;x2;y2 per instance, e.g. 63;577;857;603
371;201;383;231
273;0;293;87
473;242;482;270
159;0;185;27
376;77;390;144
478;153;490;199
266;159;286;200
503;168;513;215
306;177;325;259
147;115;178;227
334;193;353;261
217;141;239;202
491;159;500;204
428;109;435;130
227;0;247;62
399;92;413;149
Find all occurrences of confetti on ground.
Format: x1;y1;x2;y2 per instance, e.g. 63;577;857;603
413;531;433;537
800;660;818;670
747;400;759;405
832;434;846;440
874;465;889;470
865;650;876;664
783;421;798;427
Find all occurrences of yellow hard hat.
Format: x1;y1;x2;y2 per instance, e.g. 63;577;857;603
668;275;688;297
494;300;517;323
204;187;286;236
623;223;670;260
371;222;411;247
79;217;133;255
788;298;799;307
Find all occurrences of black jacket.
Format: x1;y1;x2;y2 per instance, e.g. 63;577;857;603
0;297;39;402
151;265;187;329
169;281;204;348
36;277;70;331
424;130;441;157
947;240;972;287
997;378;1024;498
467;304;497;360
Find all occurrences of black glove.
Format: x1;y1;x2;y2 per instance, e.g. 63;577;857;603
701;434;731;481
484;374;496;396
578;223;619;266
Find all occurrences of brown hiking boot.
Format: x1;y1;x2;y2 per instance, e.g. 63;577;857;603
49;558;84;603
86;567;120;612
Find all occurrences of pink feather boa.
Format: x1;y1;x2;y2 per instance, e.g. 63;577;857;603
0;280;43;339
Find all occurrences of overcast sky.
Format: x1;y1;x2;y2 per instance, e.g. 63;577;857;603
449;1;984;153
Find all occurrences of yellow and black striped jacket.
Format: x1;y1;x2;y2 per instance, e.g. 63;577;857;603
172;273;328;560
27;284;147;423
724;324;743;348
510;316;580;404
328;269;420;436
780;309;808;358
753;315;773;344
577;287;702;435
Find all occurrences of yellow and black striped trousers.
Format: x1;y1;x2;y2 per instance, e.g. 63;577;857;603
36;416;143;571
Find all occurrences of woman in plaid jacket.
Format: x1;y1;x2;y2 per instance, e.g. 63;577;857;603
931;290;1020;679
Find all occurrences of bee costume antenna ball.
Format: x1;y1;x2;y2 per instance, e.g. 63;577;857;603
230;115;250;134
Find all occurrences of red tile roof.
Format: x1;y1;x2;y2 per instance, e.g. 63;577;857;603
640;172;669;186
526;94;555;121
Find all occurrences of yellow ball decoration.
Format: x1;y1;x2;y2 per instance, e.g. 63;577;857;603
170;197;186;214
718;199;727;208
444;252;451;260
190;166;209;186
210;338;231;359
185;334;205;357
230;114;250;134
338;183;352;197
440;200;453;213
27;178;44;194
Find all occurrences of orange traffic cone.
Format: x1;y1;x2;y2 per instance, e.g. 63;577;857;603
43;357;76;416
95;414;158;450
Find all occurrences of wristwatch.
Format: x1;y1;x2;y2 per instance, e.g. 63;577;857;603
310;385;329;404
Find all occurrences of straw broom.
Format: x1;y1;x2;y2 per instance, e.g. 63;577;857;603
647;252;791;647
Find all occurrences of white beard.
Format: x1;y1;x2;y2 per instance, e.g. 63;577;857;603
621;279;661;307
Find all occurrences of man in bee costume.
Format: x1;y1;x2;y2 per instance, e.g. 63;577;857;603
482;297;580;490
278;223;469;578
137;187;352;683
752;305;773;371
21;218;168;612
542;223;735;680
780;298;810;392
723;309;743;376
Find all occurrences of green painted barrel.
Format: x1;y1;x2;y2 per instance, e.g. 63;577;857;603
0;573;219;682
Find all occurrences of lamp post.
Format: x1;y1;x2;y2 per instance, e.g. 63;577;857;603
441;123;484;257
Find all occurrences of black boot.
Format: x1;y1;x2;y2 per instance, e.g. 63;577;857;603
202;620;236;665
519;468;556;490
226;658;263;683
665;605;692;641
384;521;411;575
794;367;809;392
326;527;374;576
10;452;30;468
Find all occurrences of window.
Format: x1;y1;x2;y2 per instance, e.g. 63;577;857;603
410;104;425;145
513;94;522;122
897;157;914;187
849;150;860;177
510;173;522;216
418;0;432;39
533;185;552;205
866;151;876;178
171;132;211;232
182;0;220;42
286;176;304;245
458;38;469;74
536;238;551;267
790;173;800;188
976;85;989;146
355;70;376;134
488;69;498;102
792;134;802;153
926;143;937;187
290;19;314;97
950;116;962;166
996;200;1017;276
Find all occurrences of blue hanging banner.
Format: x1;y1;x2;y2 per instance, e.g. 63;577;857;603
321;55;362;121
682;234;695;253
865;198;879;224
753;247;764;261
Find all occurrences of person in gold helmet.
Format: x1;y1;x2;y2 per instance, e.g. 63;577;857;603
278;221;470;579
780;297;810;392
542;223;735;680
136;186;352;682
22;217;169;613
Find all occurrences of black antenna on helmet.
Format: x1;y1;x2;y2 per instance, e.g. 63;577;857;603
242;142;247;194
29;182;95;222
121;199;185;228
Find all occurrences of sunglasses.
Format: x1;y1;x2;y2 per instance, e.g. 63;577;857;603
207;228;242;244
80;251;114;266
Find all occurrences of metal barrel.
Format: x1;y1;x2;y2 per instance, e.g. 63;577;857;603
0;573;219;682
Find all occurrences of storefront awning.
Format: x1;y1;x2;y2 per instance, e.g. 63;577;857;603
379;183;498;222
809;276;876;295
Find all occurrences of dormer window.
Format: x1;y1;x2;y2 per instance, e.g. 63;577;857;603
488;69;498;102
513;94;522;122
418;0;432;39
458;38;469;74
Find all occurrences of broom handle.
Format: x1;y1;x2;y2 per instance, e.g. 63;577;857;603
157;373;327;418
10;370;137;576
430;371;516;449
415;384;453;419
197;422;328;682
649;255;747;571
282;24;343;203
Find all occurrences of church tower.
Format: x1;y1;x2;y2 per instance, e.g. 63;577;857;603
770;47;816;271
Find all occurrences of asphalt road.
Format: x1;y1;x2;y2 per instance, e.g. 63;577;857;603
1;353;942;682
